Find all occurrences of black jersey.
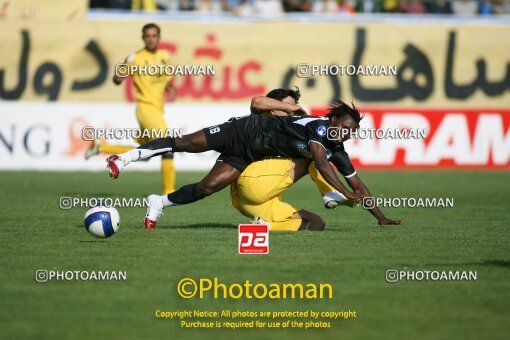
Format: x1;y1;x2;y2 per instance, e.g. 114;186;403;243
241;115;337;160
204;114;356;177
329;148;357;178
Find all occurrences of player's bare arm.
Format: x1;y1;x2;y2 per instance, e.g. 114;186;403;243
346;174;403;227
309;142;364;201
250;96;307;116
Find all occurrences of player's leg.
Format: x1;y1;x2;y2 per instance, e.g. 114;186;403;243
144;160;241;228
235;187;324;231
236;159;295;204
161;153;175;194
106;117;242;179
234;158;345;210
85;139;133;160
132;130;209;160
88;102;157;161
99;144;134;155
106;130;208;178
232;159;325;231
307;162;350;209
291;209;325;231
135;103;176;194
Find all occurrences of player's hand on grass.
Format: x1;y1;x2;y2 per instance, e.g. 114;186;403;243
377;217;403;227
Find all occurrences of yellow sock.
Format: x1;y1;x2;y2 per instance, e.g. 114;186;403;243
99;143;134;155
161;158;176;194
308;162;335;195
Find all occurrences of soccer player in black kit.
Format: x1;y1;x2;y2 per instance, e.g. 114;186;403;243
107;99;383;228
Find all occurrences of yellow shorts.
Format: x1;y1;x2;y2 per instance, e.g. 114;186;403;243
231;158;302;231
135;103;168;144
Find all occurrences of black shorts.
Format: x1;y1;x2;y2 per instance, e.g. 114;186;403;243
203;118;246;157
215;154;250;173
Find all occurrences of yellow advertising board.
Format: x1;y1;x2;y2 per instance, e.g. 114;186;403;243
0;19;508;106
0;0;86;20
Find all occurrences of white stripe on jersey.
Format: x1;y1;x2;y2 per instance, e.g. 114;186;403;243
308;140;326;151
344;171;357;178
293;117;328;126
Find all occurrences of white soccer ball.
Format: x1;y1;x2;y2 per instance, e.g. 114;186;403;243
84;206;120;238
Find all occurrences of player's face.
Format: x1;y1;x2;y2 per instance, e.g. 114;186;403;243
272;96;296;116
143;28;160;52
330;115;358;144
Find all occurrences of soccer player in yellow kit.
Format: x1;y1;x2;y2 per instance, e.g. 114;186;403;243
86;23;176;194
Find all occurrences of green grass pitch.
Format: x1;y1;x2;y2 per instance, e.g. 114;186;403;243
0;170;509;339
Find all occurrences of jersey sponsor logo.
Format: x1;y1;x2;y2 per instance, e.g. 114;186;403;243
209;126;220;134
238;224;269;254
297;141;333;159
316;125;327;137
296;142;312;158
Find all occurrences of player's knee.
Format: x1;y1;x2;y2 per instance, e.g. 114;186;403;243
307;216;325;231
314;218;326;231
173;136;186;151
196;180;221;197
318;219;326;231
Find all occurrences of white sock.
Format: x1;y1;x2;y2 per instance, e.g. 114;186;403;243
161;194;176;207
119;147;172;165
324;190;347;203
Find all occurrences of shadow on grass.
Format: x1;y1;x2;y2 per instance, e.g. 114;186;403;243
404;260;510;269
157;223;237;230
483;260;510;268
482;260;510;268
79;240;107;243
159;224;352;233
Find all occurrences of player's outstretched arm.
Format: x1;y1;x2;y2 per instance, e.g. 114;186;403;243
345;174;403;227
309;142;364;201
250;96;307;116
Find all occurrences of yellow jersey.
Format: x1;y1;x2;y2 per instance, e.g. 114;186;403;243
126;48;172;110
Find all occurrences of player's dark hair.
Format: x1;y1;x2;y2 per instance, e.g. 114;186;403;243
142;23;161;35
266;87;301;104
326;100;363;126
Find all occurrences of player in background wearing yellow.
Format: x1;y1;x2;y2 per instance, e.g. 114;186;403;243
86;23;176;194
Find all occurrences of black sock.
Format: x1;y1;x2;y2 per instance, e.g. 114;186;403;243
167;183;203;205
137;137;176;157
